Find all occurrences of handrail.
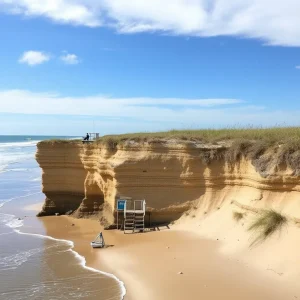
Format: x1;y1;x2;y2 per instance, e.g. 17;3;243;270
123;199;146;215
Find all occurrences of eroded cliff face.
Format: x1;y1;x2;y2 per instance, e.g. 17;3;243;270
36;140;300;226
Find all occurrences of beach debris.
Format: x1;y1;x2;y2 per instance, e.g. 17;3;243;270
177;271;183;275
166;246;170;249
91;232;105;248
66;210;73;215
71;223;75;226
55;213;59;216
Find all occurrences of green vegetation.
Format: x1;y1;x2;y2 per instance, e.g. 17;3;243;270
101;137;119;150
233;211;244;222
38;138;81;145
98;127;300;143
40;127;300;144
248;210;287;244
38;127;300;175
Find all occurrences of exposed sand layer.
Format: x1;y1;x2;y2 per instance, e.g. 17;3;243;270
36;140;300;224
40;216;295;300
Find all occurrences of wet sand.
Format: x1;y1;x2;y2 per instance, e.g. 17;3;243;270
15;202;124;300
36;215;294;300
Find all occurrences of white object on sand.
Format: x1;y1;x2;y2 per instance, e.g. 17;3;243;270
91;232;105;248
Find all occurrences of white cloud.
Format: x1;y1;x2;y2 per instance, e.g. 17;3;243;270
19;51;50;66
0;89;299;134
2;0;300;46
0;0;100;27
0;90;243;117
296;66;300;69
60;53;80;65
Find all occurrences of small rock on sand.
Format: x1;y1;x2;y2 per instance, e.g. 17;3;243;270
71;224;75;226
177;271;183;275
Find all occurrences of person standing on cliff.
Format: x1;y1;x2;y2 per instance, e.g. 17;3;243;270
83;133;89;141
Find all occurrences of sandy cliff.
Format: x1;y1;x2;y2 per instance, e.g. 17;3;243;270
36;139;300;226
36;137;300;293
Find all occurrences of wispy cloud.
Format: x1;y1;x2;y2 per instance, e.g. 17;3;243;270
0;90;243;116
296;66;300;69
2;1;300;46
0;89;299;133
18;51;50;66
60;53;80;65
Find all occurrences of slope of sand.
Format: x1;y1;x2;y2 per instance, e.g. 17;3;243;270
39;216;295;300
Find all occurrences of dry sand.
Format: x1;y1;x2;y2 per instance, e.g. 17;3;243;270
38;216;294;300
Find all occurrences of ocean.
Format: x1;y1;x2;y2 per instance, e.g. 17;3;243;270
0;136;124;300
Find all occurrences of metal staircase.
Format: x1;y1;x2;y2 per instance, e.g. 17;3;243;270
124;200;146;233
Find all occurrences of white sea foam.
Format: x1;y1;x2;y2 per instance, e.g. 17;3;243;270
0;140;39;173
0;192;42;209
0;141;39;149
0;247;43;271
0;153;34;173
0;212;126;299
0;213;23;229
6;218;24;229
15;229;127;299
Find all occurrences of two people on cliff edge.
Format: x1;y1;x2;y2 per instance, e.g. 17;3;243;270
83;133;90;141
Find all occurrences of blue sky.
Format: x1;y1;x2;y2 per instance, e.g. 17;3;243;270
0;1;300;135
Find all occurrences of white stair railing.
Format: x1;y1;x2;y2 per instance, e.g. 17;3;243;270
123;199;146;233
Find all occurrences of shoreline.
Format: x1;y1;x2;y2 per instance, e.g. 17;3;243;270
22;202;127;299
33;214;293;300
16;227;127;299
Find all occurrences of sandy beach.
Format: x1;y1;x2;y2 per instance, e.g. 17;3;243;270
27;212;293;300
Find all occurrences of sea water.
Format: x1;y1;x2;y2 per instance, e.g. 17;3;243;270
0;136;124;300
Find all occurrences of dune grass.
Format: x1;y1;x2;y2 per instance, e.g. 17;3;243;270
248;210;287;244
40;127;300;145
38;127;300;175
233;211;244;222
97;127;300;143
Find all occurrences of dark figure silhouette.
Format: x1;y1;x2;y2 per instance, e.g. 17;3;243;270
83;133;89;141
